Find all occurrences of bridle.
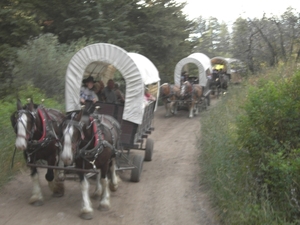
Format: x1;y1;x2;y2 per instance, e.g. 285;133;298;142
61;112;86;154
61;113;117;169
14;109;37;141
180;82;192;99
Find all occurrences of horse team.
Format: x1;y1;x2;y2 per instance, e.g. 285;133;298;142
10;74;225;220
11;98;121;220
160;70;229;118
160;80;207;118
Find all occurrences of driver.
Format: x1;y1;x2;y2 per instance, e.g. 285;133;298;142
80;76;98;104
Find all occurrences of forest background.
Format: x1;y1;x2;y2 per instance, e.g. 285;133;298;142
1;0;300;99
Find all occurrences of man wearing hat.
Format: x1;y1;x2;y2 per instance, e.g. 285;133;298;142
80;76;98;104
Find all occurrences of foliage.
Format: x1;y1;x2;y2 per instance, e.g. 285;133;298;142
0;0;41;98
125;0;195;83
230;8;300;73
192;17;225;58
30;0;105;44
0;86;64;187
200;63;300;224
236;70;300;222
12;34;93;102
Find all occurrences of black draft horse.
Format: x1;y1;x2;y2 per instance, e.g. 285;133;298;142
60;106;120;220
10;99;65;206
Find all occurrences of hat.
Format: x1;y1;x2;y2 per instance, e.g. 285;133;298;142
83;76;95;83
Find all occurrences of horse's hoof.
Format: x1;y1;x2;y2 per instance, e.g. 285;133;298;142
58;174;65;182
52;192;64;197
91;193;101;200
98;204;110;211
30;200;44;206
109;182;118;192
80;212;93;220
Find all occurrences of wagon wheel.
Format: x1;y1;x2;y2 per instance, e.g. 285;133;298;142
144;138;154;161
130;155;144;182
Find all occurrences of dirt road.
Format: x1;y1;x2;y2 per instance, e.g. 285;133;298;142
0;104;219;225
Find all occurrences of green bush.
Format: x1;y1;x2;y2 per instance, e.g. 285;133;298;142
200;68;300;224
236;71;300;222
12;34;94;102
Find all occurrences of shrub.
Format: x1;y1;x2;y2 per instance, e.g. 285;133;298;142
236;71;300;221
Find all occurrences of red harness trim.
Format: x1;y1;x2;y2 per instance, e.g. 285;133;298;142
37;108;46;142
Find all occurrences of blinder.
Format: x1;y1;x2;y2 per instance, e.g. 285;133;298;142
62;119;85;141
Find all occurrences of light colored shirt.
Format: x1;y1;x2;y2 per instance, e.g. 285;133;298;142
80;86;98;101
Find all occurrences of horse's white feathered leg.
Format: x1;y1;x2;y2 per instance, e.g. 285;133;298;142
194;103;199;115
109;159;119;192
98;177;111;211
173;101;178;115
80;176;93;219
92;171;102;199
170;101;175;114
164;102;170;117
48;169;64;197
57;157;65;181
29;172;44;206
189;107;194;118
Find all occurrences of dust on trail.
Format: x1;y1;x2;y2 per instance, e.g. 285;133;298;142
0;102;219;225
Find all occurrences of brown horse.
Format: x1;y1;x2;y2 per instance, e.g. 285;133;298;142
10;99;65;206
180;81;203;118
60;109;120;220
159;83;180;117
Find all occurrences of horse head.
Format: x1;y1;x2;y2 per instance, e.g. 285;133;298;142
60;110;85;165
180;81;192;99
11;99;40;150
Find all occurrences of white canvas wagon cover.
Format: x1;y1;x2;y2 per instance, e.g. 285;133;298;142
65;43;160;125
211;56;231;74
174;53;212;87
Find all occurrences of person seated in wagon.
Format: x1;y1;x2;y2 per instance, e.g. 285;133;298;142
102;79;118;104
80;76;98;104
114;82;125;104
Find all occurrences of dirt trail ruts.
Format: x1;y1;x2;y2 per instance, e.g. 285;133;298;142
0;101;219;225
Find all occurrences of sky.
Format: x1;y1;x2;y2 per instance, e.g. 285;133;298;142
178;0;300;26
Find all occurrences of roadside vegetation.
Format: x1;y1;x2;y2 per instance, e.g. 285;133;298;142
199;63;300;224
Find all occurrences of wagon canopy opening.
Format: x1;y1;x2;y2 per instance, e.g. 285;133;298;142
174;53;212;87
211;56;231;74
65;43;160;125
